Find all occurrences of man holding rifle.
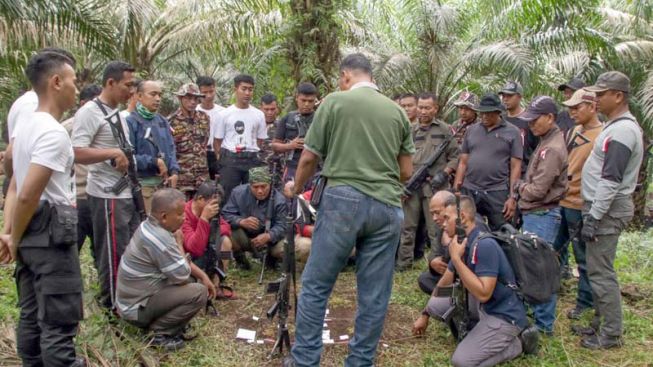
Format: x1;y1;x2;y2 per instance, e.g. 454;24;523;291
397;93;459;271
72;61;140;311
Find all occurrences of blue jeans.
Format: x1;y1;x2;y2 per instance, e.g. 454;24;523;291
291;185;403;367
552;207;594;310
522;207;561;333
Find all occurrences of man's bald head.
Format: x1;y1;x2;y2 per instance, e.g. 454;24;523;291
429;190;456;226
151;189;185;216
151;189;186;233
432;190;456;207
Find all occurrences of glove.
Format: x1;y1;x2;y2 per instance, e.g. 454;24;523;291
581;215;599;243
430;171;450;190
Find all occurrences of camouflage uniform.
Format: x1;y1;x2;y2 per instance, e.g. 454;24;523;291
451;117;481;146
451;91;480;146
168;109;211;193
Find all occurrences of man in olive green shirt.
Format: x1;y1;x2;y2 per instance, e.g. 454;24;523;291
284;53;414;367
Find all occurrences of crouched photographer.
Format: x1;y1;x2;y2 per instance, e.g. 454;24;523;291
412;196;535;367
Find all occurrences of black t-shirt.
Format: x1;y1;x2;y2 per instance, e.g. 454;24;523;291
275;111;314;167
504;115;538;178
461;120;523;191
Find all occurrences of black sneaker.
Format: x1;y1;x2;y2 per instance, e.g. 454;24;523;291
566;306;588;320
150;334;185;352
571;324;596;336
519;325;540;355
180;324;197;341
581;334;623;350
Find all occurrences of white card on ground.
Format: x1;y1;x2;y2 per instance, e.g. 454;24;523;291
256;340;264;344
252;316;260;321
322;330;330;339
324;339;335;344
236;328;256;341
339;335;349;341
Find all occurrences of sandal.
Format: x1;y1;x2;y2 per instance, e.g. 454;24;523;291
216;285;237;300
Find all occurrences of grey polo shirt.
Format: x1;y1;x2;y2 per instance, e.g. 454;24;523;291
461;120;523;191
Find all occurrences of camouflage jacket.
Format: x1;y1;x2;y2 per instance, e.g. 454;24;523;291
168;109;210;192
451;117;480;146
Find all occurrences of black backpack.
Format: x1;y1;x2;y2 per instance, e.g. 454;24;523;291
477;224;560;305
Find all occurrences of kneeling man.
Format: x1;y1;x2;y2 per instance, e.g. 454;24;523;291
222;167;288;269
116;189;216;350
413;196;528;367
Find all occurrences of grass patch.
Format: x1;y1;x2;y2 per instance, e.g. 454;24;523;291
0;226;652;366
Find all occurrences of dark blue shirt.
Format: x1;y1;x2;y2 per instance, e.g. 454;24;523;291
126;111;180;178
449;226;528;329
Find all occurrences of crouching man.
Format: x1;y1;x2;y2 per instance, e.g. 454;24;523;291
116;189;216;351
222;167;288;269
181;181;234;297
412;196;530;367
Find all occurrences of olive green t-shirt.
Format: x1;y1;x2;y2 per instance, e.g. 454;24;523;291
304;84;415;207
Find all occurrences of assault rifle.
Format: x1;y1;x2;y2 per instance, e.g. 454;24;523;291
258;160;279;284
205;181;226;315
94;100;146;221
265;195;298;358
404;125;463;196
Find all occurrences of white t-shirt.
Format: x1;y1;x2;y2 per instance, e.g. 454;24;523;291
7;90;38;139
214;105;267;153
12;111;75;206
197;104;225;151
72;100;132;199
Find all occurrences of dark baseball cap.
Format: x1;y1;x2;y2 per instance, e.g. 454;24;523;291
557;77;586;91
473;94;505;113
498;81;523;96
519;96;558;122
585;71;630;93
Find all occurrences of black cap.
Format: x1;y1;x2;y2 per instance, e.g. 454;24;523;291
473;94;505;113
519;96;558;122
498;81;523;96
557;77;586;92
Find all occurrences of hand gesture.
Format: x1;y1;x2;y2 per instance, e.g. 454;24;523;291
502;197;516;220
239;217;260;232
289;137;305;150
0;234;16;264
156;158;168;179
429;256;448;275
412;315;429;336
200;198;220;221
448;235;467;261
112;149;129;173
251;233;271;249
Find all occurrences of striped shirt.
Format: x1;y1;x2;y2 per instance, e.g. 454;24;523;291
116;217;191;320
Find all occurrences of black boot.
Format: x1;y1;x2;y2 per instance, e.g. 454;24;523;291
150;334;185;351
581;334;623;349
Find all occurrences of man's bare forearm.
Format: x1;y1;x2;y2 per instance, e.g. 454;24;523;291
2;177;16;234
293;150;319;194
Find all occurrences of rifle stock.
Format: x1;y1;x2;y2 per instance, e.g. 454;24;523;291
403;125;463;196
